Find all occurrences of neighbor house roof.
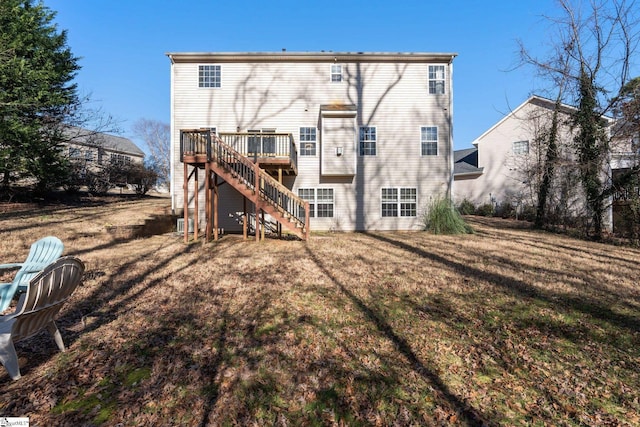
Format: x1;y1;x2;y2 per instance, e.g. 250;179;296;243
63;126;145;158
453;147;483;178
470;95;614;146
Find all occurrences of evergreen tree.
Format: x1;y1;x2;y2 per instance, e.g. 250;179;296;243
0;0;80;194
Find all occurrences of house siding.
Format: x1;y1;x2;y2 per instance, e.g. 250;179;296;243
170;53;455;232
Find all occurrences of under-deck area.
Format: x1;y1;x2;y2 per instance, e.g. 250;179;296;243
179;129;309;243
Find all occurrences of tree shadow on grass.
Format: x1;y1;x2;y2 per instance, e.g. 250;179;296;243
304;245;489;426
366;233;640;332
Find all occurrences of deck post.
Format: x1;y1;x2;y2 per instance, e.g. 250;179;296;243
305;201;310;240
277;167;283;238
183;162;189;244
243;197;248;240
194;167;199;241
255;162;261;242
213;172;219;241
205;163;211;242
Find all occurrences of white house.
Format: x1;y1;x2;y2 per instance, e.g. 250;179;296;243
167;51;456;239
453;95;639;233
453;96;583;211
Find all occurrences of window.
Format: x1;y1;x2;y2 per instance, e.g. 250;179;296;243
199;65;221;88
512;140;529;155
381;187;417;217
421;126;438;156
247;129;275;155
299;127;317;156
317;188;334;217
69;147;81;159
428;65;446;94
381;188;398;217
85;150;94;162
298;188;334;218
331;64;342;82
359;126;377;156
110;153;132;165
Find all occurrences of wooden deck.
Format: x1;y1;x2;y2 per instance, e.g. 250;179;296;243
179;129;309;243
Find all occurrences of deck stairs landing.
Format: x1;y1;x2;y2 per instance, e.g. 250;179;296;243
181;130;309;240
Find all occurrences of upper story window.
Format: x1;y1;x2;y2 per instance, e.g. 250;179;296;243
110;153;132;165
359;126;377;156
331;64;343;83
199;65;221;88
299;127;317;156
421;126;438;156
428;65;446;94
512;140;529;155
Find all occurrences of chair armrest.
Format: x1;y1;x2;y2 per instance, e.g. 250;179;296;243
0;263;22;271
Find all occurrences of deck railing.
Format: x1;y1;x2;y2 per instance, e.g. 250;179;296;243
180;129;308;236
180;129;297;171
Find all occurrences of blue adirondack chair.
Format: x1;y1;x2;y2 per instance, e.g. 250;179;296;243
0;256;84;380
0;237;64;312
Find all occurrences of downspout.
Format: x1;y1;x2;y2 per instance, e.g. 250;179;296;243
448;57;455;201
168;54;176;214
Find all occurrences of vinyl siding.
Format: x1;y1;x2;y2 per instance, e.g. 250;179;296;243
171;55;453;232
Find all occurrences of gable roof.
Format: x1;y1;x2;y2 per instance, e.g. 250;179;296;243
63;126;145;158
470;96;567;146
471;95;615;146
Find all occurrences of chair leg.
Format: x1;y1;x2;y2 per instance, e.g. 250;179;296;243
0;334;21;380
47;322;66;352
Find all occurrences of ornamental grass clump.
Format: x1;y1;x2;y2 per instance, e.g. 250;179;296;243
424;196;473;234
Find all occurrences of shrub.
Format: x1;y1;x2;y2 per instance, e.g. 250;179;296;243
457;199;476;215
424;197;474;235
475;203;495;217
495;201;516;219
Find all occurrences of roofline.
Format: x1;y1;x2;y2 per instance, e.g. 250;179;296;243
166;51;457;64
454;170;484;178
471;95;614;146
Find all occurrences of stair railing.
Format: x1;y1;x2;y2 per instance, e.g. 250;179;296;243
180;129;309;237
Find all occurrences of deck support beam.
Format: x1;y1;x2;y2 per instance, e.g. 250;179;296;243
243;197;248;240
205;162;211;242
213;172;219;241
183;162;188;243
193;167;199;241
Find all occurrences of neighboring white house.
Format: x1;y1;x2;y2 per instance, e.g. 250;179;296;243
453;95;640;232
453;96;583;211
167;51;456;236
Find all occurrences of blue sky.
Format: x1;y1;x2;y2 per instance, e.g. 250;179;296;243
47;0;564;152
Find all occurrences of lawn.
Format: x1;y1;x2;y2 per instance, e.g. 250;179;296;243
0;194;639;426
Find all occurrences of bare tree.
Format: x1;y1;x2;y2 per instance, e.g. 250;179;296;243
519;0;640;239
132;118;170;188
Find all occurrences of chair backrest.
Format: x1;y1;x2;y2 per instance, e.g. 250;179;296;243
10;256;84;343
18;236;65;288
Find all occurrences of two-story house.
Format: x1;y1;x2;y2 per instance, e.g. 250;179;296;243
63;126;145;169
168;51;456;240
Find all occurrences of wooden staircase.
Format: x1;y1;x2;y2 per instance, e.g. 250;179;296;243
180;130;310;240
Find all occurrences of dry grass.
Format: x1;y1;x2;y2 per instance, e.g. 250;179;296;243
0;194;639;426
